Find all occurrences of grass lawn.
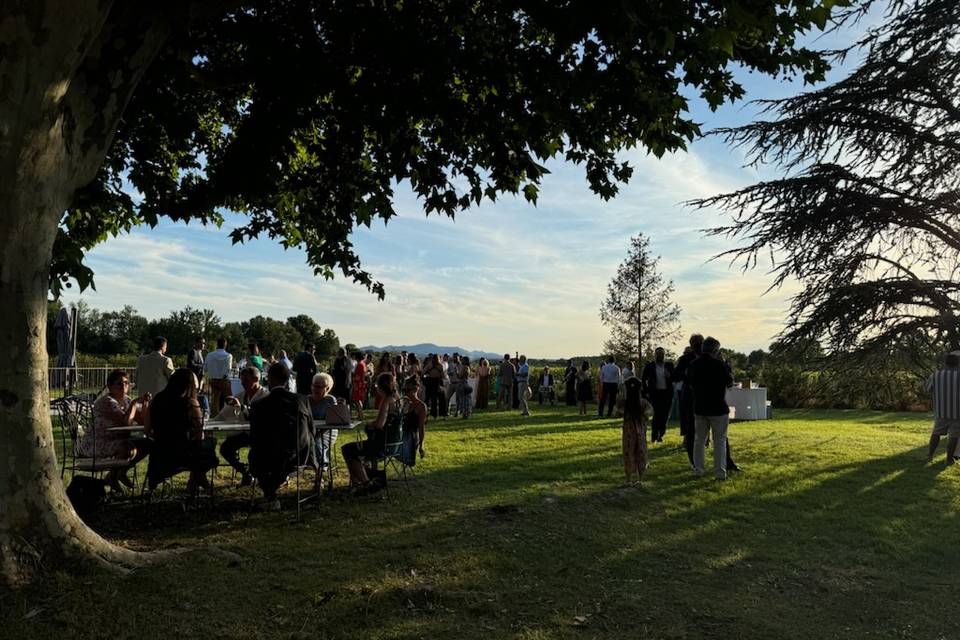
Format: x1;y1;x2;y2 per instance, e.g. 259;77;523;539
2;406;958;639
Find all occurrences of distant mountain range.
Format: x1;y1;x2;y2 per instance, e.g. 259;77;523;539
357;343;503;362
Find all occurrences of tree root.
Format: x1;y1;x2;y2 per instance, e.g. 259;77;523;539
3;534;246;587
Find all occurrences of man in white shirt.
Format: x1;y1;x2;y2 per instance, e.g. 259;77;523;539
641;348;676;442
205;337;234;414
278;350;296;391
135;336;175;397
599;356;622;418
516;355;531;417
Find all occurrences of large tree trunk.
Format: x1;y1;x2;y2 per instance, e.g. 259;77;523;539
0;1;172;586
0;154;151;585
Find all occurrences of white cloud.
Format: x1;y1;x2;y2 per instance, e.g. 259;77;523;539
61;125;799;358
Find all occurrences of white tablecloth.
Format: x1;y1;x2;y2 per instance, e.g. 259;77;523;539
448;378;479;407
725;387;768;420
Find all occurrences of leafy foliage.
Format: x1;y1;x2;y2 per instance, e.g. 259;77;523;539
286;314;340;357
692;0;960;371
600;234;681;360
54;0;850;298
54;303;338;359
240;315;305;357
61;302;151;357
149;307;223;354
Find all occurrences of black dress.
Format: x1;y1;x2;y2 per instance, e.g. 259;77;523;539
146;394;217;485
673;352;698;437
331;355;350;399
576;372;593;402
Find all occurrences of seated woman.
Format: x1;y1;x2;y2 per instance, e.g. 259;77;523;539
341;372;400;494
81;369;151;492
145;368;218;493
308;372;339;468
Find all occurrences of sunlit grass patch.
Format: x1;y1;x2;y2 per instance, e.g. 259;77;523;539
6;406;958;639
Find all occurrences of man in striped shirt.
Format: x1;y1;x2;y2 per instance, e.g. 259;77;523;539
925;352;960;464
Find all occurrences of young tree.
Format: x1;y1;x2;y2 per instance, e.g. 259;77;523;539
600;235;681;360
692;0;960;370
0;1;850;583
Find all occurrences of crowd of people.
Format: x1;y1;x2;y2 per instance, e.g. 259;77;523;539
84;333;751;503
77;328;960;512
84;337;431;506
563;334;742;485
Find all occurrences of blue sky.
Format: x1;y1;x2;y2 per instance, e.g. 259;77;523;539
60;11;880;358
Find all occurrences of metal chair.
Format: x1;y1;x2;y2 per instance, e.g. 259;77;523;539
246;406;321;522
370;410;415;497
538;384;556;405
53;395;136;492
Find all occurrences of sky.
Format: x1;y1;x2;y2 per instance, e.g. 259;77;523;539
59;11;881;359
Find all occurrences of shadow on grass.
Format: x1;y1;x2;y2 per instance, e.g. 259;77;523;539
777;408;931;425
12;409;958;640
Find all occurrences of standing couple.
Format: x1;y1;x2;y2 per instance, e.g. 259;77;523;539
674;334;740;481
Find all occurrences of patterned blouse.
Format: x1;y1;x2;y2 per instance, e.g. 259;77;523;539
80;395;132;458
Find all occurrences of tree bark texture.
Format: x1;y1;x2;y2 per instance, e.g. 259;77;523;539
0;1;171;585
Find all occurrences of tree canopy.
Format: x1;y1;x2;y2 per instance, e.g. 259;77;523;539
53;0;848;299
44;303;342;360
692;0;960;368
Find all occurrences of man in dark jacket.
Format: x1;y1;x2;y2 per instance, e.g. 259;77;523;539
248;362;315;509
292;343;318;395
187;336;208;415
641;347;675;443
187;336;205;383
687;336;734;480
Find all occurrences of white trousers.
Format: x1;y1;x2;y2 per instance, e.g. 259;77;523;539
694;414;729;479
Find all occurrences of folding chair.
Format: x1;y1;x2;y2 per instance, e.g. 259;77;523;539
294;454;322;523
538;384;556;405
54;395;138;494
245;450;319;522
371;411;416;497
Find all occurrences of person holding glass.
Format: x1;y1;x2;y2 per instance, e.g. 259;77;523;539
82;369;151;492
